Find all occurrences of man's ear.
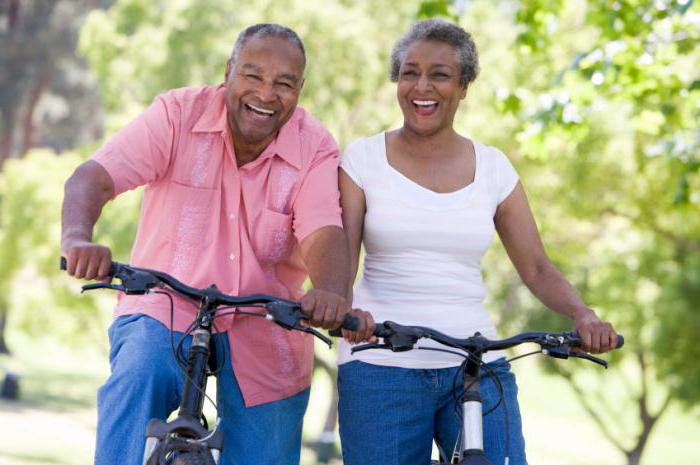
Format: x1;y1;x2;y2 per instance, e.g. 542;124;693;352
225;58;232;82
460;84;468;100
299;77;306;91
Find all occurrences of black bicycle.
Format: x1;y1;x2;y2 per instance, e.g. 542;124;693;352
60;258;357;465
333;321;624;465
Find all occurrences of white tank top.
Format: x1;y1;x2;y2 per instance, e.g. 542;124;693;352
338;133;519;368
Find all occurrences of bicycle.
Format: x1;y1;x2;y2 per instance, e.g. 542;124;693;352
60;258;358;465
332;321;624;465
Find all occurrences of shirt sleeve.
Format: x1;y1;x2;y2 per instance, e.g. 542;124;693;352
292;132;343;242
91;94;177;197
493;148;519;204
339;138;365;189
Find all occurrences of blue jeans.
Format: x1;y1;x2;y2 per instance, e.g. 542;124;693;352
338;360;528;465
95;314;310;465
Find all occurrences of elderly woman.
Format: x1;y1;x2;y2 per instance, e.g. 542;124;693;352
337;19;618;465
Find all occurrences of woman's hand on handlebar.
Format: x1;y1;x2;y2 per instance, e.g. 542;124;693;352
341;309;377;344
61;239;112;281
572;307;618;354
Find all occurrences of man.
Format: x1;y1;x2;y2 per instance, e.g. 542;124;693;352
61;24;367;465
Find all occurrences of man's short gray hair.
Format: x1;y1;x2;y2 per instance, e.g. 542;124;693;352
230;23;306;70
390;19;479;87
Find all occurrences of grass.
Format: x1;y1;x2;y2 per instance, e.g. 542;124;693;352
1;335;699;465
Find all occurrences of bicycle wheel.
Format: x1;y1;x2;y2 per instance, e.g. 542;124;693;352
147;436;216;465
170;452;213;465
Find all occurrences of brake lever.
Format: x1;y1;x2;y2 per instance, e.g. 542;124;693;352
570;351;609;369
301;327;332;348
265;301;333;348
81;282;125;293
351;343;390;354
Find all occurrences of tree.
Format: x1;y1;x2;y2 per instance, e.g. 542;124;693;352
0;0;117;354
0;0;114;167
0;149;140;351
483;1;700;464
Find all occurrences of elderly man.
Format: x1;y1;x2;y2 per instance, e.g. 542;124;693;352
61;23;362;465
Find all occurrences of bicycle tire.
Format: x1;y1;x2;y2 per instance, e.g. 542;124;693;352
170;452;212;465
146;435;216;465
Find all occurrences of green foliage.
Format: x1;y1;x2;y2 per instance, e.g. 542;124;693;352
78;0;418;145
504;0;700;410
0;150;140;347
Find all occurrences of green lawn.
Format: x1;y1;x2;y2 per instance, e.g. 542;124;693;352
1;335;698;465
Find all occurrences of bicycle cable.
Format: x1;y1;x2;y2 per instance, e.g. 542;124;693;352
155;290;222;418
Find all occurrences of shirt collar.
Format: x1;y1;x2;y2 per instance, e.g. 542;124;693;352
191;84;229;134
192;84;303;170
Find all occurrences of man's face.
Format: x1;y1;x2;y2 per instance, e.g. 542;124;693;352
225;35;305;153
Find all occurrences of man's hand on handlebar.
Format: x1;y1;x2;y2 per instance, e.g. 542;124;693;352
61;240;112;281
300;289;352;330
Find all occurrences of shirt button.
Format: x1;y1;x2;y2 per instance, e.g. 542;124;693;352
229;213;236;220
229;253;236;260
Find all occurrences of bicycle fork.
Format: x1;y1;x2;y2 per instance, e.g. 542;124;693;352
142;328;224;464
449;358;492;465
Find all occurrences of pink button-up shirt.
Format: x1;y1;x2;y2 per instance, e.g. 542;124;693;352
92;84;342;406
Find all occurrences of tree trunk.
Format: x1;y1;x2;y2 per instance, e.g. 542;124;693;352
21;70;51;155
0;106;16;168
560;350;671;465
0;307;9;355
311;354;340;463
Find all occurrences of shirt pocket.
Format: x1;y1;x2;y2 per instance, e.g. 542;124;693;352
162;181;219;244
252;208;295;264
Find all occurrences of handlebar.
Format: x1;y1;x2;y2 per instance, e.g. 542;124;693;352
60;257;359;346
348;320;624;368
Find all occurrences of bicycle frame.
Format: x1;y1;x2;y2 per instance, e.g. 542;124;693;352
436;351;492;465
142;298;224;465
345;321;624;465
60;258;351;465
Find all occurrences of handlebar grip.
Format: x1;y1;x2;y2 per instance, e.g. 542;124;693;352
570;331;625;350
60;256;121;277
615;334;625;349
342;313;360;331
328;314;361;337
328;313;360;337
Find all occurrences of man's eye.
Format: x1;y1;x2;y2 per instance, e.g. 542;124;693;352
277;81;294;89
401;70;418;77
431;73;450;79
245;74;263;81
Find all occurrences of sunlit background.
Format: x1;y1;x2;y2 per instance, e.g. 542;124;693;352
1;1;699;464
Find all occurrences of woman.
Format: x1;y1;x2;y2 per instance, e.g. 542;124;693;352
337;19;618;465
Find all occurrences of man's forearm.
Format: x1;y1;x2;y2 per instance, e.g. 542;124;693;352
61;161;114;246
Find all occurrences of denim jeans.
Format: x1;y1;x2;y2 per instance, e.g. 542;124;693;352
337;359;528;465
95;313;310;465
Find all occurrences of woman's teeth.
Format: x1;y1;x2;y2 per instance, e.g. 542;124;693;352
412;100;437;106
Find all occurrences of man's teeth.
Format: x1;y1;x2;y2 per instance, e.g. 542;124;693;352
247;103;275;115
413;100;437;106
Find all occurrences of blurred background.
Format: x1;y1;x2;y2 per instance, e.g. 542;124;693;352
0;0;698;464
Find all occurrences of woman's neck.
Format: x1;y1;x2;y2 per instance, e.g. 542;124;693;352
393;125;463;159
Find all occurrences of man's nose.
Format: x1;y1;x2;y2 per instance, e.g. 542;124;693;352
256;81;276;103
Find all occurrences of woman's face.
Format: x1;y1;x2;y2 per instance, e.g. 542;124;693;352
396;39;467;137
